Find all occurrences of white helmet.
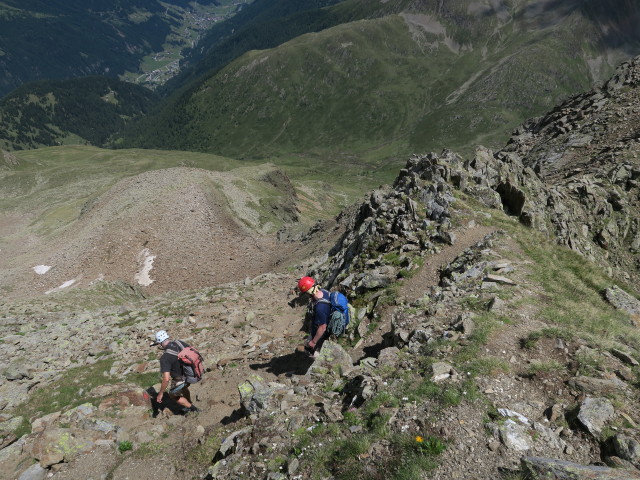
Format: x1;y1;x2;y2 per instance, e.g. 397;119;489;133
155;330;169;344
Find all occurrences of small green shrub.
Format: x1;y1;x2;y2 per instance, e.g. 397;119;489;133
343;410;361;426
118;440;133;453
414;435;446;456
385;433;446;480
521;328;573;349
465;356;510;377
575;349;602;376
383;252;402;266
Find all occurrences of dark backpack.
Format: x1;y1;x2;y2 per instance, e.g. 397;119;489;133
318;291;350;337
166;340;205;384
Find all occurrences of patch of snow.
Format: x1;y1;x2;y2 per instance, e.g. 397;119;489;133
33;265;52;275
45;279;77;295
134;248;156;286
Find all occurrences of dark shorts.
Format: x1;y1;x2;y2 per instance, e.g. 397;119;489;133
169;379;189;397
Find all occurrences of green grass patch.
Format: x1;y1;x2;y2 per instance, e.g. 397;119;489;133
127;371;160;388
326;435;372;478
190;434;222;464
405;380;466;408
521;327;573;349
14;358;116;424
384;433;445;480
574;348;604;377
464;356;510;377
526;360;566;377
518;234;640;351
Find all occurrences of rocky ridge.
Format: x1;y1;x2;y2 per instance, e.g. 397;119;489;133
314;56;640;291
3;57;640;480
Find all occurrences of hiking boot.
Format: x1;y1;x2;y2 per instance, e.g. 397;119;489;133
184;405;200;415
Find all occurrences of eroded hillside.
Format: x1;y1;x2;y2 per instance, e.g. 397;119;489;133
0;151;341;300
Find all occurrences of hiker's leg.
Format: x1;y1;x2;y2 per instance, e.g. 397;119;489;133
173;395;192;409
315;332;328;352
168;381;192;409
182;386;192;404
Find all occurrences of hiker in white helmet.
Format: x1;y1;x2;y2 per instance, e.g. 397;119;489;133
152;330;199;414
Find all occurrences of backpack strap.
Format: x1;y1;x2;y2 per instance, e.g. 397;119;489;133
165;340;185;356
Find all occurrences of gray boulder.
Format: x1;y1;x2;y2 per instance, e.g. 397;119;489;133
306;341;354;377
577;396;615;438
377;347;400;368
568;376;627;395
604;286;640;316
17;463;47;480
498;420;532;452
213;426;254;463
521;456;640;479
612;433;640;466
238;375;273;415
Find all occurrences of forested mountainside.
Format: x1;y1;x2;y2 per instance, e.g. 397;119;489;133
121;0;640;164
0;0;250;98
0;77;157;151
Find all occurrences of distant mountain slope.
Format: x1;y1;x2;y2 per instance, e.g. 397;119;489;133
0;77;157;150
0;0;249;97
161;0;348;95
121;0;640;161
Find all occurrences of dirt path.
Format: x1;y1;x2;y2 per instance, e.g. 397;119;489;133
399;224;496;299
352;223;496;360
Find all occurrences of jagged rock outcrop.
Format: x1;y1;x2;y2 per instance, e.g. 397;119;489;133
315;57;640;291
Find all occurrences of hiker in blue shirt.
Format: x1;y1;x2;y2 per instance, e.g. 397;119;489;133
297;276;330;357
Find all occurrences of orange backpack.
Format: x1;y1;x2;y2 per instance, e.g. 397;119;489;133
167;340;205;383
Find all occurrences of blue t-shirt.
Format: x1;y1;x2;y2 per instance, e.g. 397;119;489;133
311;289;331;337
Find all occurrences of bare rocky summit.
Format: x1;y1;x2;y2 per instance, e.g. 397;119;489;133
3;57;640;480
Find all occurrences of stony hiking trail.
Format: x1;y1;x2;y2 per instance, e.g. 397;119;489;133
6;221;515;480
38;274;312;480
58;218;495;480
352;223;497;362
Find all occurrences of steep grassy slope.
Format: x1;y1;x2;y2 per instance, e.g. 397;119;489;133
0;77;157;150
163;0;348;94
122;0;640;163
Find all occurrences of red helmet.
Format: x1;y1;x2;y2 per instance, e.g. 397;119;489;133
297;276;315;293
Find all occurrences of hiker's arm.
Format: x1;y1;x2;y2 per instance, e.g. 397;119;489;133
309;324;326;348
157;372;170;402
